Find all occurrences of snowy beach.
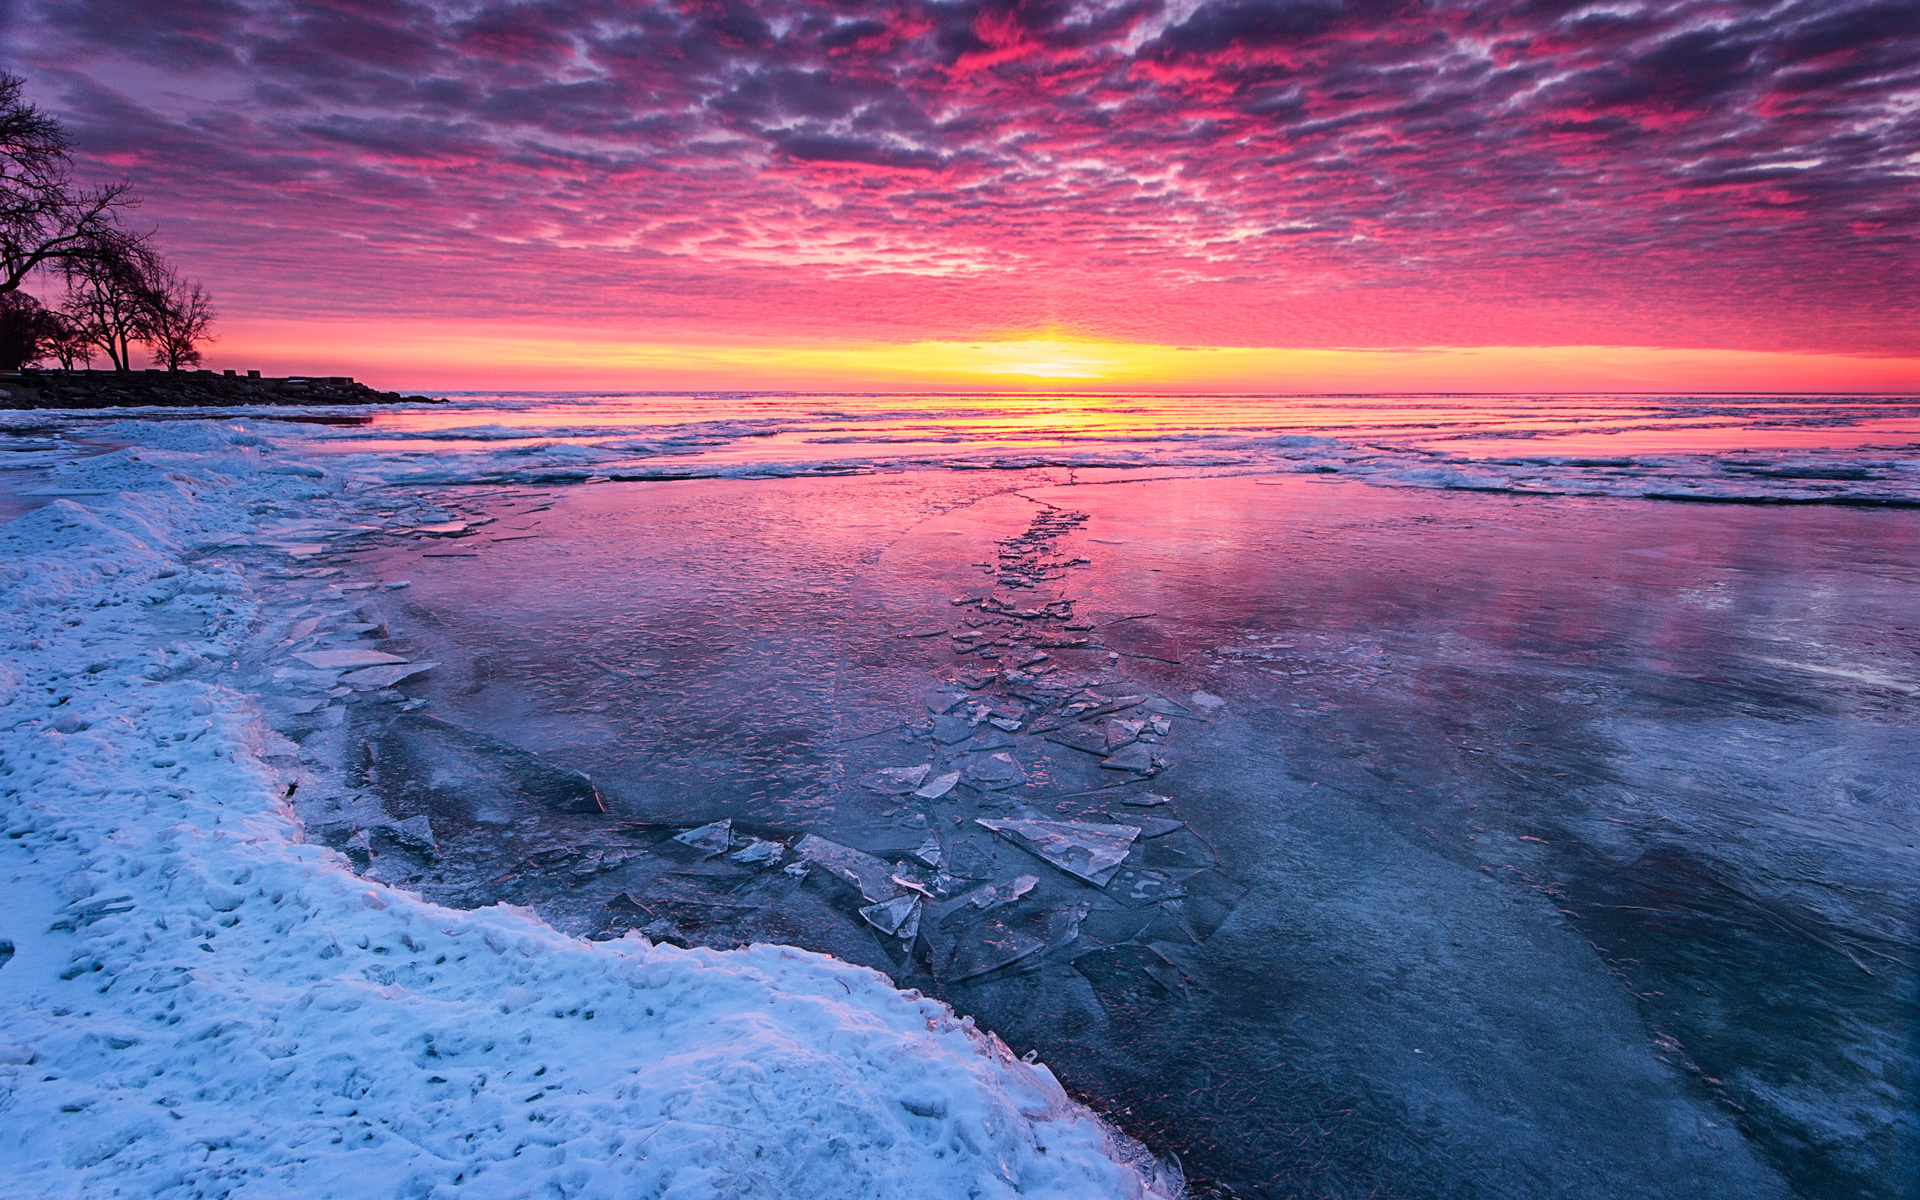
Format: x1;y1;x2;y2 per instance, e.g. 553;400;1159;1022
4;393;1917;1199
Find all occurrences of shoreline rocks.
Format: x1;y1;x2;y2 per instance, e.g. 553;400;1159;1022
0;368;440;409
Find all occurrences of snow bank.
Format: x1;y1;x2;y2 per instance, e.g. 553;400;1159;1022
0;426;1175;1199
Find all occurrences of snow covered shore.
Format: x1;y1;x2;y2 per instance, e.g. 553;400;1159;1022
0;426;1175;1198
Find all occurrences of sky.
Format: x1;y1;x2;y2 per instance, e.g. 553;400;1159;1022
5;0;1918;390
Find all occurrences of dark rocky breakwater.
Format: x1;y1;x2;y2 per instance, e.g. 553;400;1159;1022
0;368;438;409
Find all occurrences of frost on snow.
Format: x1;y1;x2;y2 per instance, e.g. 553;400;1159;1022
0;422;1175;1200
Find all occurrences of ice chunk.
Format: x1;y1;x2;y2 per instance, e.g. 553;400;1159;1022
1107;866;1195;907
975;818;1140;887
1189;690;1227;710
859;894;922;940
1111;815;1186;838
913;770;962;800
944;840;996;879
862;764;932;794
1042;724;1109;756
1099;744;1156;773
673;818;733;857
1040;904;1088;951
963;874;1038;911
374;815;436;856
1120;792;1173;807
1081;695;1147;719
338;661;438;689
1072;943;1195;1006
932;714;976;744
1106;717;1146;749
890;872;935;899
729;837;785;865
292;648;409;670
989;716;1023;732
792;834;903;904
943;924;1045;981
961;751;1027;790
357;712;603;817
913;835;944;869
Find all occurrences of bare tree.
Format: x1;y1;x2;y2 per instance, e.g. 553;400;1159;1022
0;73;134;295
141;259;216;370
0;289;66;370
61;230;160;371
46;308;92;369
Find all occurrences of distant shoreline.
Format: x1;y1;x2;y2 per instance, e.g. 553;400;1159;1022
0;368;440;410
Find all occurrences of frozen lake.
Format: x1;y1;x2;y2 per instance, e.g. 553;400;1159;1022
6;392;1915;1198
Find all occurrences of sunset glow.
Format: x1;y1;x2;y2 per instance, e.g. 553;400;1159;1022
214;320;1920;394
10;0;1918;390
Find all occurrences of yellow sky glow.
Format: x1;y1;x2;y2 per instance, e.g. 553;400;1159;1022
202;320;1920;394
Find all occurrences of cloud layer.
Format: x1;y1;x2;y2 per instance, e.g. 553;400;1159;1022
10;0;1918;353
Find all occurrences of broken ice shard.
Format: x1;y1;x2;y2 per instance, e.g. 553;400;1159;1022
961;751;1027;790
339;661;438;689
913;834;944;869
859;894;922;940
1042;724;1110;756
1072;943;1194;1007
355;712;604;817
729;837;785;865
975;818;1140;887
963;873;1038;911
942;923;1045;981
292;648;409;670
374;814;436;857
792;834;904;904
1120;792;1173;807
932;714;976;744
914;770;961;800
1099;744;1156;774
1111;815;1186;838
673;818;733;857
861;764;932;794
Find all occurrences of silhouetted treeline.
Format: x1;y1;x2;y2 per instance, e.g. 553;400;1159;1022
0;72;215;372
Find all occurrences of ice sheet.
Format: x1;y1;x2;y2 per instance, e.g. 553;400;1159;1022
0;429;1176;1200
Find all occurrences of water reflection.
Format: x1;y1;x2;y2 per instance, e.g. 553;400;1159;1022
269;468;1916;1199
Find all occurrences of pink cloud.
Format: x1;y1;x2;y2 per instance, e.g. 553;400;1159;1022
8;0;1916;363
